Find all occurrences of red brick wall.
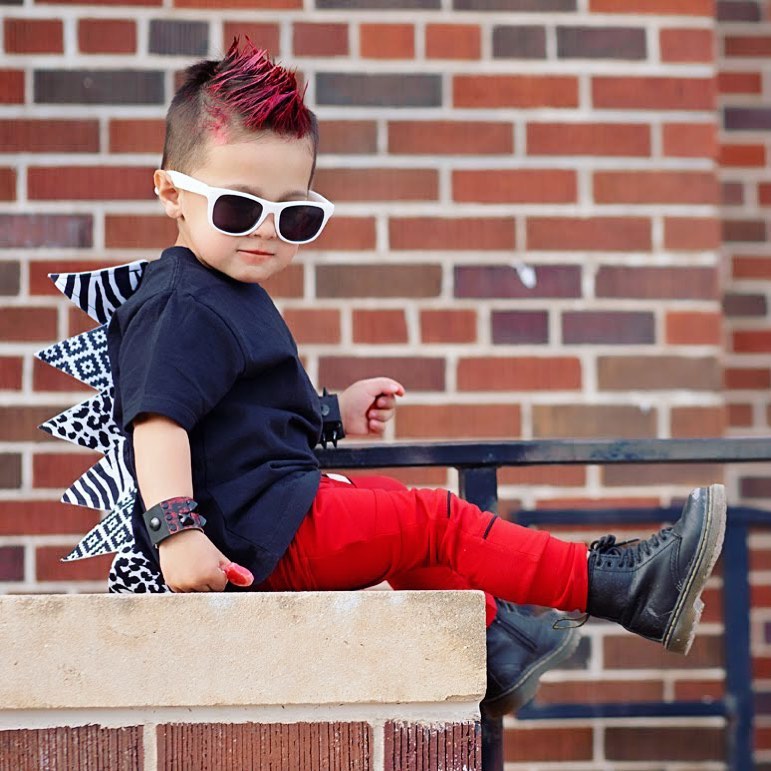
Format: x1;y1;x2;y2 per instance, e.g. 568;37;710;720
0;720;480;770
2;0;769;767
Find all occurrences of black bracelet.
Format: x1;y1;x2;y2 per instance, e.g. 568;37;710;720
142;496;207;547
319;388;345;448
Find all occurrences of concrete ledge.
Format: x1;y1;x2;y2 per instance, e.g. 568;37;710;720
0;590;486;711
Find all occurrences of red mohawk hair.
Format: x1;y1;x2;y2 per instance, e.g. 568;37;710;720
207;38;313;139
161;37;318;174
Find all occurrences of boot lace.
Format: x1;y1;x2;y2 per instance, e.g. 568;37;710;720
495;599;589;631
589;529;673;569
552;614;588;630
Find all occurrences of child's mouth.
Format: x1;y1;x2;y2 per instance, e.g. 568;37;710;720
239;249;273;257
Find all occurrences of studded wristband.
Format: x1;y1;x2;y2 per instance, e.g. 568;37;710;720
142;496;207;548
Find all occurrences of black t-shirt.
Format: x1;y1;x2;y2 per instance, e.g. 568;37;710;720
107;245;322;584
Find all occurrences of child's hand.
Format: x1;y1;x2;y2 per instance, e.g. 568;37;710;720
158;529;248;592
338;378;405;438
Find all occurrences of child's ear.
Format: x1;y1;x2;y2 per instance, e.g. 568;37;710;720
153;169;183;221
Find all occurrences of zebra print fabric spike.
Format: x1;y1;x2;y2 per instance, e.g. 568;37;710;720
38;388;123;454
50;260;148;323
35;325;112;392
63;490;136;561
100;268;128;315
61;442;134;512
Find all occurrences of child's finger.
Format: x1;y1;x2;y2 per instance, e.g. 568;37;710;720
368;408;394;422
369;378;405;398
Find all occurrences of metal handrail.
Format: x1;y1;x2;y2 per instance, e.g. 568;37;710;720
316;437;771;771
318;436;771;468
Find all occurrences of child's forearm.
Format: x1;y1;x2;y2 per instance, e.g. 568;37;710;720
132;413;248;591
132;413;194;508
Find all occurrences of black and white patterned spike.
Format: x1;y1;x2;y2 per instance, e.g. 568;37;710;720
49;259;148;324
109;544;169;593
37;259;148;563
61;442;134;512
39;388;123;454
35;325;112;392
63;490;135;561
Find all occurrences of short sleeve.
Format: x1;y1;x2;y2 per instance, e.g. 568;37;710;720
115;291;246;432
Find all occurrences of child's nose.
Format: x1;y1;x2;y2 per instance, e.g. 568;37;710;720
253;212;278;239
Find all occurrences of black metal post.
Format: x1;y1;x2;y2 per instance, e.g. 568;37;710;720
722;522;754;770
458;466;504;771
458;466;499;515
480;714;504;771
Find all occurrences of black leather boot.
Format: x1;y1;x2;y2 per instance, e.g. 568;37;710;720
481;600;580;718
586;484;726;654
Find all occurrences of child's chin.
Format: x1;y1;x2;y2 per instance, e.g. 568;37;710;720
235;265;270;284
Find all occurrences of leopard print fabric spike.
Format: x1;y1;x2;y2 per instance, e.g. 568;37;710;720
108;545;170;594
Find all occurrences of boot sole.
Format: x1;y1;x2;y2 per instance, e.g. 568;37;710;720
480;623;582;718
662;483;727;655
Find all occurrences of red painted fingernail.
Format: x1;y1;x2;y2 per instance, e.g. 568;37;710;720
224;562;254;587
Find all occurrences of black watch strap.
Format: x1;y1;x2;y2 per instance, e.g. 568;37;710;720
143;496;207;547
319;388;345;448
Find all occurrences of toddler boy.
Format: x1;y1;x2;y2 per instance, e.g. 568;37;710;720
106;40;726;715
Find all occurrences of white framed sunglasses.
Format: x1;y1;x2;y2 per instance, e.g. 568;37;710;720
162;170;335;245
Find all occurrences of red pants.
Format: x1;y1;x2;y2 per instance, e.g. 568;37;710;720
259;475;588;626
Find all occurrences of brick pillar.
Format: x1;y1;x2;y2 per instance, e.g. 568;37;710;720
0;592;485;770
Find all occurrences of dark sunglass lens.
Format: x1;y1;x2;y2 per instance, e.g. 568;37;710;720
212;195;262;234
280;205;325;242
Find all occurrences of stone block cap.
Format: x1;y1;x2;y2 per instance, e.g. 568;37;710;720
0;591;486;710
